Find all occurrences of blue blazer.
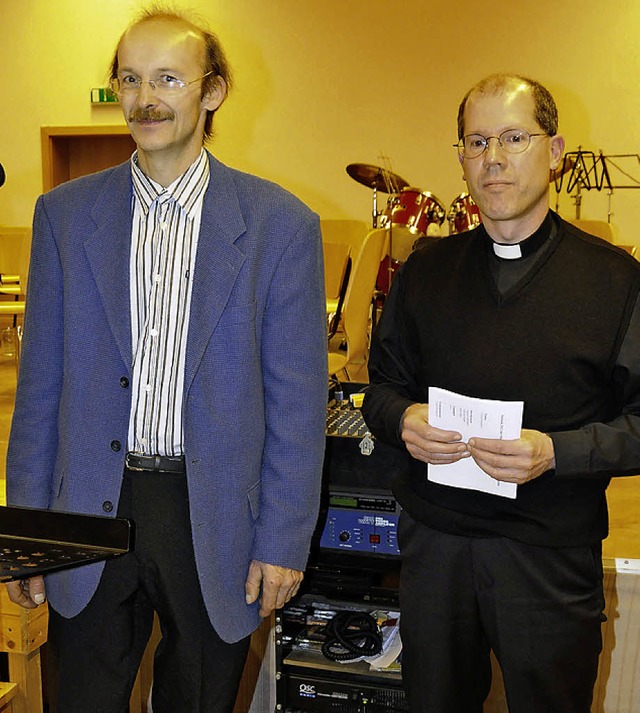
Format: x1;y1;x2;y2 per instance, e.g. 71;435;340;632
7;153;328;643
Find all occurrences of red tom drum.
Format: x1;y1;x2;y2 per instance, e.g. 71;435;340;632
447;193;482;234
381;188;446;237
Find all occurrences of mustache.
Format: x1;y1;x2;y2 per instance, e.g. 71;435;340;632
128;109;174;122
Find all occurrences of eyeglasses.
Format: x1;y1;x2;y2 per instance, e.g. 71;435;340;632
109;70;214;96
455;129;549;160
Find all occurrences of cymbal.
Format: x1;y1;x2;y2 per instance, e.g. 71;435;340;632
346;163;410;193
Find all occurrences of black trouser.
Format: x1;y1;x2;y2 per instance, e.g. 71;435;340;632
398;512;604;713
47;470;250;713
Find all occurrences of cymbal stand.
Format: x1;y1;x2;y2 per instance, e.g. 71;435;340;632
370;166;391;227
372;186;379;228
377;154;398;287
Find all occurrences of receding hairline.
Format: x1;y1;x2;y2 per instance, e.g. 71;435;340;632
127;5;209;37
469;74;532;99
457;73;559;139
459;76;534;131
115;14;208;65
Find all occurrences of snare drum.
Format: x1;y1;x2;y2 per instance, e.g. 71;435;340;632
382;188;446;236
447;193;482;234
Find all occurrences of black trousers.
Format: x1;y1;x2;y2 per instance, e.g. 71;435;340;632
398;512;604;713
47;470;250;713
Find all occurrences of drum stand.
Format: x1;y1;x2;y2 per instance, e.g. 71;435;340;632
384;200;398;289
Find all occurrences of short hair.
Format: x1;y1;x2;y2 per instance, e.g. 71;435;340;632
109;5;232;140
457;73;558;140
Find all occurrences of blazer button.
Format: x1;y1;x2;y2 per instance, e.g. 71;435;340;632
110;440;121;452
102;501;114;513
120;377;129;388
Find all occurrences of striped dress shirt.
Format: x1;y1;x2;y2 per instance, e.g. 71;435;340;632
127;149;210;456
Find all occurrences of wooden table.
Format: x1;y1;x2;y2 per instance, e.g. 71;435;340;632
0;682;18;711
0;587;47;713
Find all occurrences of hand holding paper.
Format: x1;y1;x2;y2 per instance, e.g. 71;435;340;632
468;429;556;486
427;387;525;499
401;402;469;465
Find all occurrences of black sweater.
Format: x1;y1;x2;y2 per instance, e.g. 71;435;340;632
363;212;640;546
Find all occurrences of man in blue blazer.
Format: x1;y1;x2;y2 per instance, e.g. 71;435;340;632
5;8;327;712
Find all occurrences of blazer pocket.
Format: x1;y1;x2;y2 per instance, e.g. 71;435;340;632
216;301;256;328
52;466;65;499
247;480;261;521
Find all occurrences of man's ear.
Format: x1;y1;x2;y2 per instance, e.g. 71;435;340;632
203;76;227;112
549;134;565;171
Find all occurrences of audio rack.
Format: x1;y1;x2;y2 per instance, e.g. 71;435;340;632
275;384;408;712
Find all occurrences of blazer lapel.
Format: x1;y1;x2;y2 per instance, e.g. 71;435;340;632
81;155;247;384
84;164;133;370
184;155;246;392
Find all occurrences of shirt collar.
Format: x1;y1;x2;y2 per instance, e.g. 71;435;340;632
130;149;210;219
483;212;554;261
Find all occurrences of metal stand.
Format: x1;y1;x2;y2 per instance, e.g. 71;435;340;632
372;186;378;228
554;149;640;221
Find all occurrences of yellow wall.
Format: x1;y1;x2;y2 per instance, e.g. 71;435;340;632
1;0;639;246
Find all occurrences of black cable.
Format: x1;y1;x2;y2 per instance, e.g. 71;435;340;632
321;610;383;662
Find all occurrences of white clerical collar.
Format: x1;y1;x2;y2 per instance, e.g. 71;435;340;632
493;243;522;260
490;213;554;261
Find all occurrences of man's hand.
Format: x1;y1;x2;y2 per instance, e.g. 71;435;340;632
468;429;556;484
401;403;470;465
245;560;303;618
5;575;46;609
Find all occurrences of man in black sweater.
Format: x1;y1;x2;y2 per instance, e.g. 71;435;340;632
362;74;640;712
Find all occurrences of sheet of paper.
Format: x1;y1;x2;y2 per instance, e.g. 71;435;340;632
427;387;524;499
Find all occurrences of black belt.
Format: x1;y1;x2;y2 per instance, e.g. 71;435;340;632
125;452;186;473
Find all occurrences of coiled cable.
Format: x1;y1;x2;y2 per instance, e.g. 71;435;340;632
321;610;383;662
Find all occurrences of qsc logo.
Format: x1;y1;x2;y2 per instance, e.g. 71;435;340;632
299;682;317;698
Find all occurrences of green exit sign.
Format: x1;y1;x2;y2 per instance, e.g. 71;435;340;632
91;87;119;104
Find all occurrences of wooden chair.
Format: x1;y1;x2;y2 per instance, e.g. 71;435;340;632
568;219;637;258
320;219;368;254
323;241;351;339
328;228;386;381
617;244;637;257
0;228;30;295
0;303;25;377
569;218;615;242
0;227;30;377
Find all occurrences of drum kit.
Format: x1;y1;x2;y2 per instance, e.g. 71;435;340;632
345;163;482;296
